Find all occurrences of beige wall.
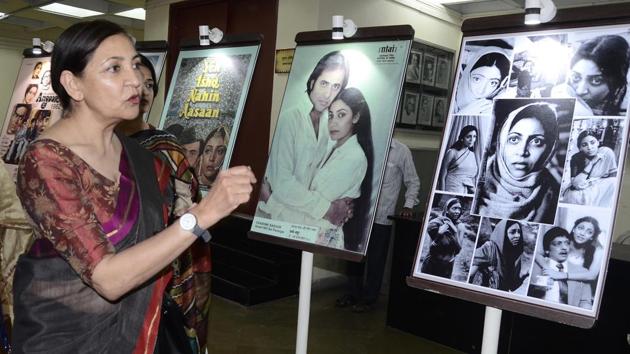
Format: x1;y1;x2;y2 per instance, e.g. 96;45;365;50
0;42;32;130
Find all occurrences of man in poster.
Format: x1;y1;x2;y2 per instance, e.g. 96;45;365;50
528;227;592;309
258;51;353;226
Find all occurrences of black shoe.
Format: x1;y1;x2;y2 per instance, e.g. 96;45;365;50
335;294;356;308
351;302;374;313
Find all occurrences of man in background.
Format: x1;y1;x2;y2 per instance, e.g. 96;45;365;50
337;138;420;312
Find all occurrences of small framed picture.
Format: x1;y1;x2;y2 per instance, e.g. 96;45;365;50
435;56;451;89
406;50;422;84
432;96;447;127
421;53;437;86
418;94;434;126
400;90;420;125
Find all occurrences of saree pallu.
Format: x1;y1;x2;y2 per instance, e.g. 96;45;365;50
12;134;172;354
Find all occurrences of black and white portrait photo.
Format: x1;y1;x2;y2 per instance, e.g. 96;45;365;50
437;116;492;195
401;91;420;125
559;118;623;207
549;31;630;117
432;96;447;127
417;94;434;126
406;50;422;84
418;193;480;282
422;53;437;86
469;218;539;295
453;39;514;116
473;98;575;224
435;56;452;89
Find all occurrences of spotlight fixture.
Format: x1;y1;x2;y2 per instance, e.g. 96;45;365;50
524;0;557;26
332;15;358;40
43;40;55;53
23;38;46;57
199;25;224;46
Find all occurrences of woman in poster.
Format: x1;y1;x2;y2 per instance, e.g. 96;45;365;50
197;125;229;186
31;62;42;80
438;125;479;194
476;102;560;224
537;216;604;289
421;197;464;278
12;20;255;353
552;34;630;116
454;45;511;115
23;84;38;105
469;219;527;292
312;87;373;250
562;129;617;206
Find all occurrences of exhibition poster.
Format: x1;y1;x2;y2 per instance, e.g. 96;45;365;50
251;39;411;257
0;57;62;179
158;44;260;189
410;24;630;323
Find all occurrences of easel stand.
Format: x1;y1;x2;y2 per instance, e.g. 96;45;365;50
295;251;313;354
481;306;502;354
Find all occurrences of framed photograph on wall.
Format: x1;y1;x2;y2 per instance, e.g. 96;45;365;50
408;23;630;327
250;26;414;261
417;94;434;126
421;53;437;86
432;96;447;127
406;50;422;84
401;90;420;125
435;56;451;89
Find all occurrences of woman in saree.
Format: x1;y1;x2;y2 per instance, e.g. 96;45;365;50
453;46;511;116
118;54;211;352
475;102;560;224
438;125;479;194
562;129;617;207
12;20;255;353
469;219;527;292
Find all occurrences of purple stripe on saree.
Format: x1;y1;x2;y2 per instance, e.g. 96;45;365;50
102;151;139;245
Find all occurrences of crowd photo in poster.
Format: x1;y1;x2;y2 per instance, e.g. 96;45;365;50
158;44;259;190
0;57;62;179
411;23;630;320
251;40;410;255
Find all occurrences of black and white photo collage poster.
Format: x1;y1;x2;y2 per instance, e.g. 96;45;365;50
412;24;630;317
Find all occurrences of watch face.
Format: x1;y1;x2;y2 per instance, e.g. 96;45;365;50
180;213;196;230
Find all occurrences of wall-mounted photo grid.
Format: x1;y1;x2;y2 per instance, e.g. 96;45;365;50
0;57;62;180
410;24;630;322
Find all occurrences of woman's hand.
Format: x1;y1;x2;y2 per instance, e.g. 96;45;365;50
260;178;272;203
571;174;589;189
194;166;257;229
541;267;564;280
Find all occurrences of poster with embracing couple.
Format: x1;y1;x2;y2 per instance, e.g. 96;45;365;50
158;42;260;190
0;56;62;180
409;23;630;326
250;30;412;259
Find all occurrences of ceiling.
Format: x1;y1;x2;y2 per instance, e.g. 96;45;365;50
442;0;630;17
0;0;145;47
0;0;628;48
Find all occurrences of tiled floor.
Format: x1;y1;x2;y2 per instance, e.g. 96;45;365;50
206;287;463;354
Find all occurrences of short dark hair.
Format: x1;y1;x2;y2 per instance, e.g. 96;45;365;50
51;20;129;112
472;52;510;81
178;127;199;145
138;54;158;95
542;227;570;252
306;51;349;94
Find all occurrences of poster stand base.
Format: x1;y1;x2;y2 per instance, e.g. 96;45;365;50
481;306;502;354
296;251;313;354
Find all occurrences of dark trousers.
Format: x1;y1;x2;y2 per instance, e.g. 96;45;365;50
347;223;392;304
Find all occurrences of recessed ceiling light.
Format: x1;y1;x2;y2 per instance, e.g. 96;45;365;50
0;12;8;20
115;8;145;21
39;3;103;18
434;0;479;4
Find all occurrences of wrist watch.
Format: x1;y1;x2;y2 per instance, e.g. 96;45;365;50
179;213;211;243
